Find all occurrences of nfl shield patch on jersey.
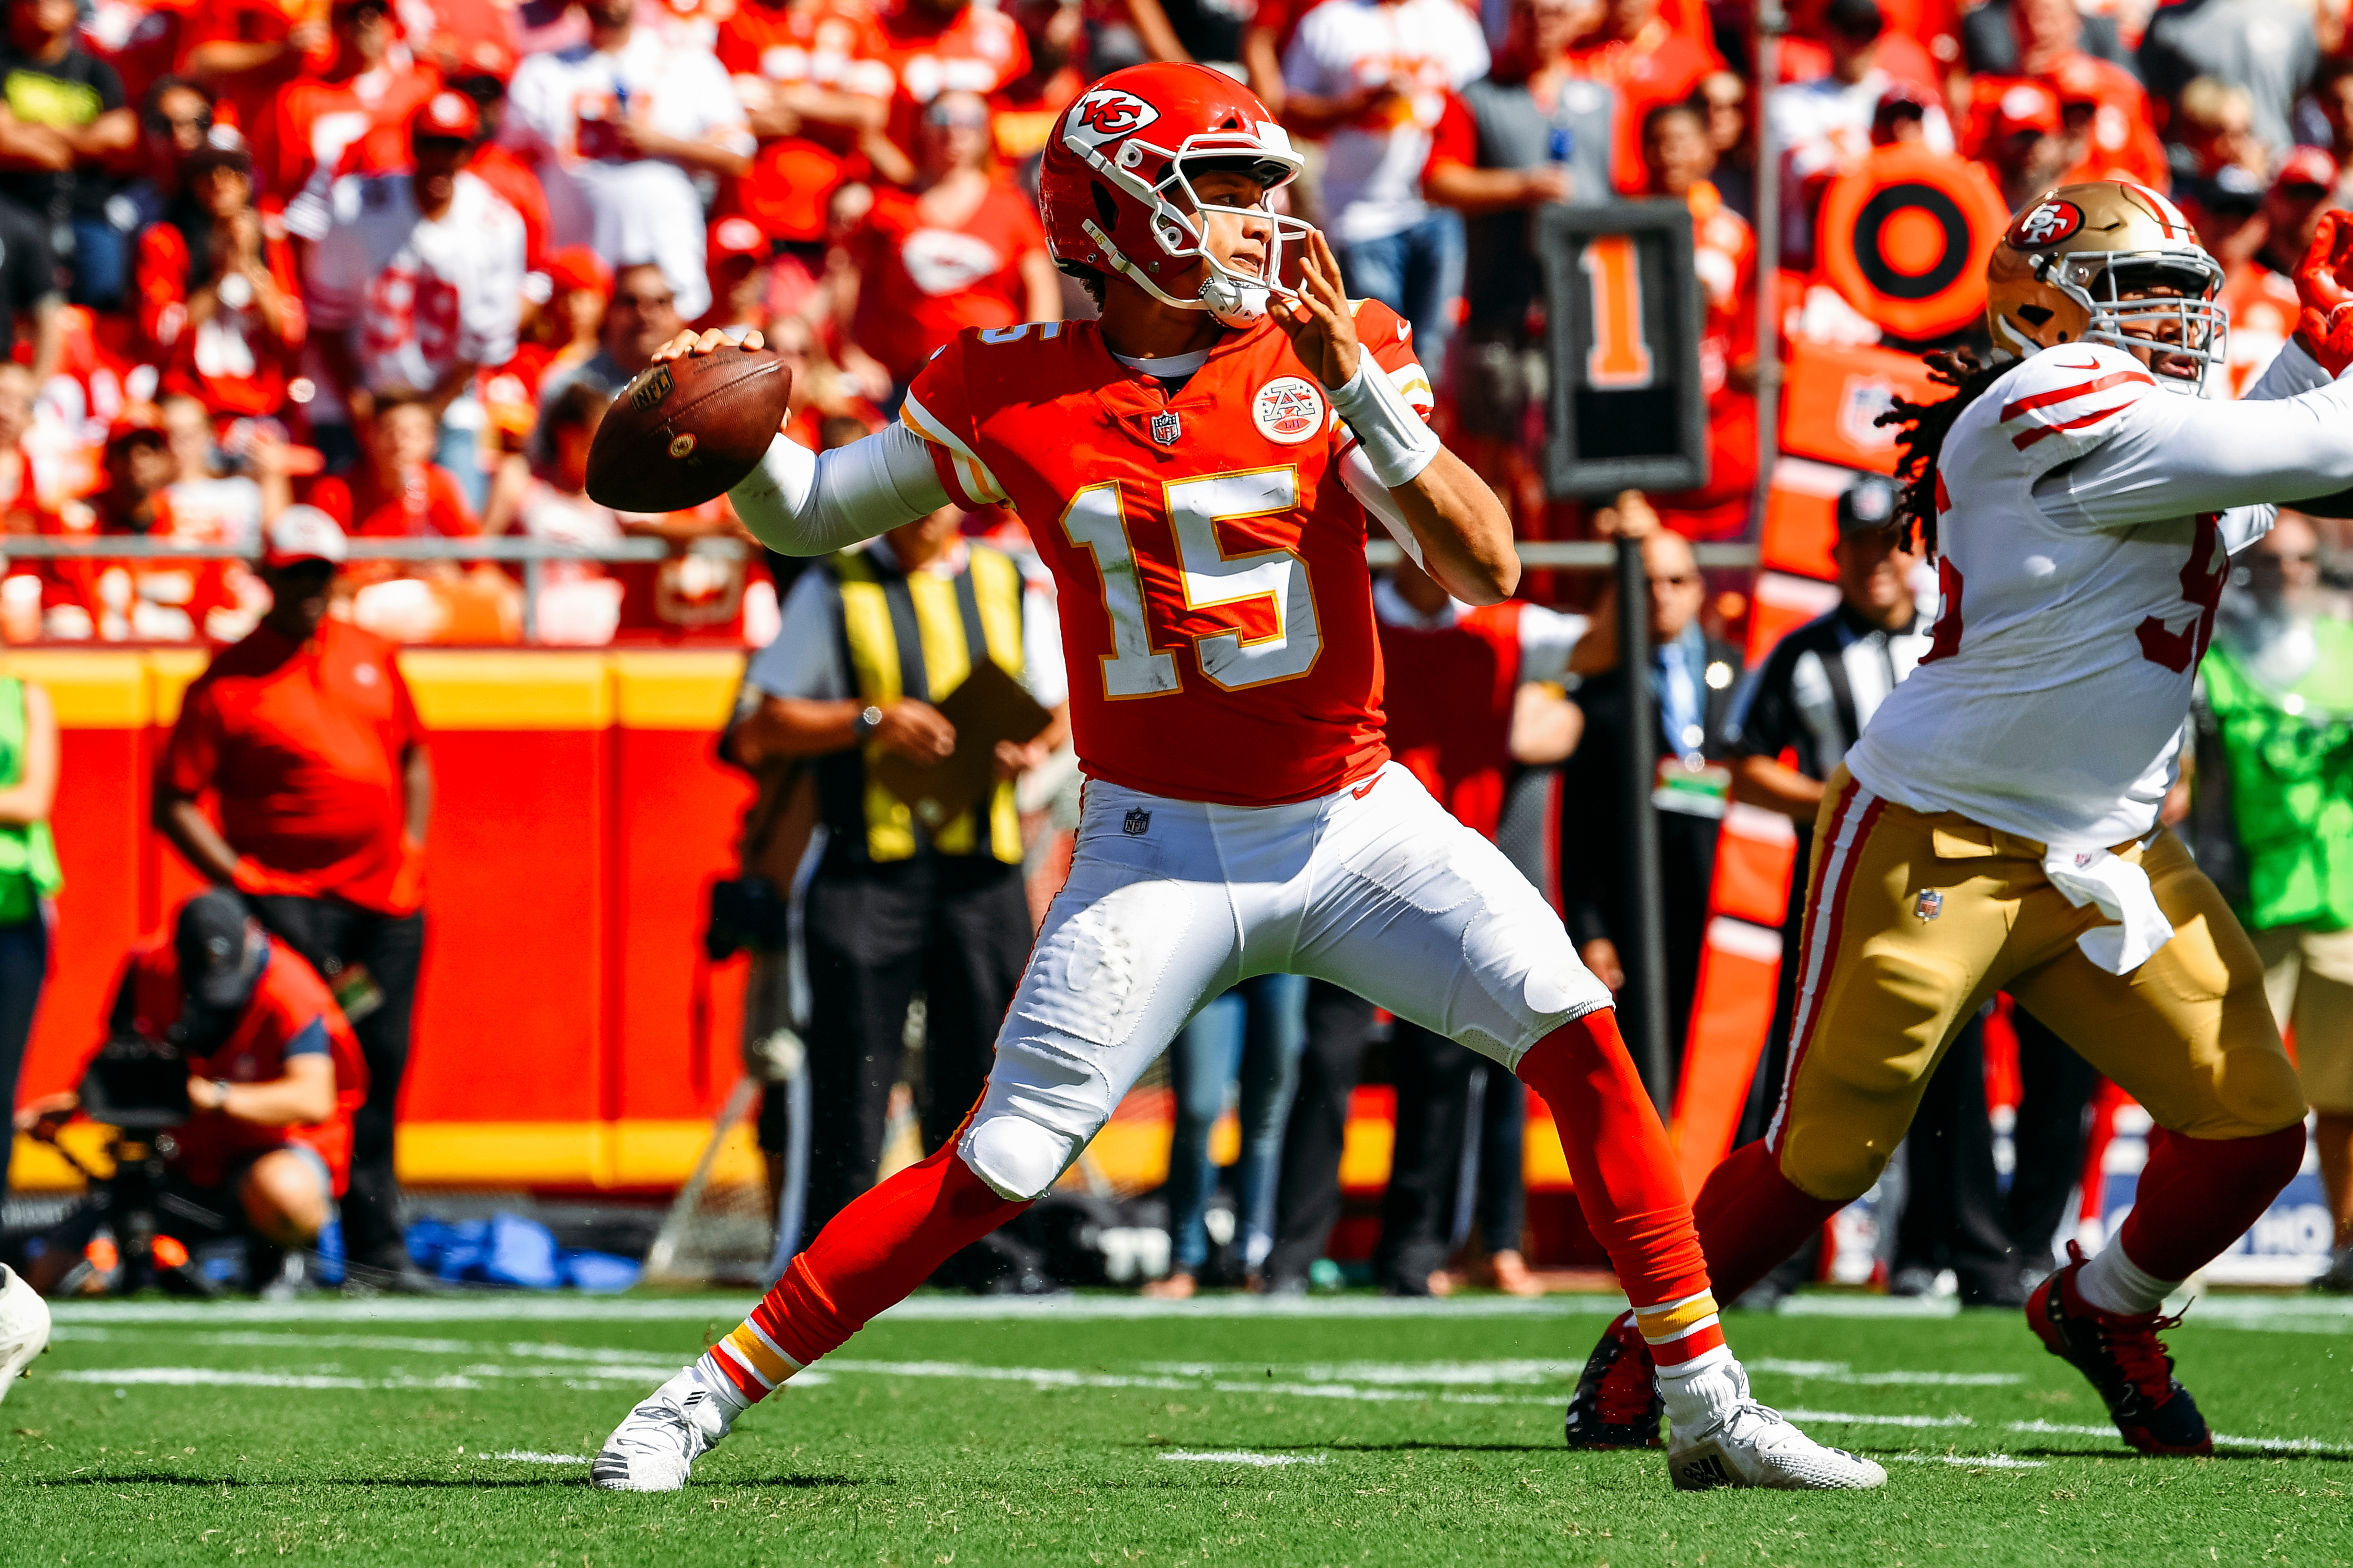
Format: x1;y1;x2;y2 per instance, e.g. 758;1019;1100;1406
1914;889;1943;922
1151;410;1181;445
1123;808;1152;836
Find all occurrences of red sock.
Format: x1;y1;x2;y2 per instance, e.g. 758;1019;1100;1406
1516;1010;1723;1365
1687;1139;1845;1305
2117;1123;2305;1282
706;1142;1028;1399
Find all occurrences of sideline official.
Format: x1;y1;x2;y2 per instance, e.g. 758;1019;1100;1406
730;507;1066;1238
154;509;434;1289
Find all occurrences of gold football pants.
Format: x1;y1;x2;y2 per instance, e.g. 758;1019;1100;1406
1766;768;2306;1203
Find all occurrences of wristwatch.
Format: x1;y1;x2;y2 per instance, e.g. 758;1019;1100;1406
210;1078;232;1111
852;704;884;739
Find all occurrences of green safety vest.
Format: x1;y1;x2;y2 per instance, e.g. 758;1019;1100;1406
2200;621;2353;933
815;544;1028;865
0;675;60;925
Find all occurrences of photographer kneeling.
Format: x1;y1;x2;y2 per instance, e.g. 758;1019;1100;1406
16;890;366;1296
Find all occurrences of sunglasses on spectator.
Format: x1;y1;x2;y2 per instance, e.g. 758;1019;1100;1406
146;107;211;135
927;105;991;129
413;134;472;154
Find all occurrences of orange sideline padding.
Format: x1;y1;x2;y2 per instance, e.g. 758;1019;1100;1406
7;648;755;1193
1671;915;1786;1194
1780;340;1942;474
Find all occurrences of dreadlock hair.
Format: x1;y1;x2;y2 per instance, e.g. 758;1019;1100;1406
1873;347;2010;558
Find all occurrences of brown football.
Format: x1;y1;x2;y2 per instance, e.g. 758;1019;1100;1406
584;345;792;513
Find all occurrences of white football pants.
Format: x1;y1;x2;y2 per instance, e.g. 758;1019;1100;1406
956;762;1615;1201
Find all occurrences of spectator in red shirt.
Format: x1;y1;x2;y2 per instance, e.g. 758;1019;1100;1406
309;387;481;539
717;0;892;249
869;0;1029;186
2000;0;2163;189
1562;0;1723;194
268;0;441;205
135;126;305;419
45;407;246;641
180;0;332;172
16;891;368;1296
839;88;1057;396
698;213;775;337
155;507;434;1289
1964;76;2070;209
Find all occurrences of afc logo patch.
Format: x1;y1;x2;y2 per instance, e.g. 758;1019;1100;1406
2007;198;2083;250
1151;409;1181;445
1915;889;1944;922
1122;808;1152;837
1065;88;1160;150
1253;375;1325;444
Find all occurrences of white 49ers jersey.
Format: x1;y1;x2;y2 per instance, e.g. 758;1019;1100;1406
1846;337;2353;850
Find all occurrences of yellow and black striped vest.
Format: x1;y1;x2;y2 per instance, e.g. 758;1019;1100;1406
815;543;1027;864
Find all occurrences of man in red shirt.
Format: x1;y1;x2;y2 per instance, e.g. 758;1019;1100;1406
266;0;440;202
16;889;367;1296
1564;0;1722;194
717;0;893;247
869;0;1029;185
154;507;435;1289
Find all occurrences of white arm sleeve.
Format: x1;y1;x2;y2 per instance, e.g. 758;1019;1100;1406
729;423;952;557
2034;345;2353;530
1340;445;1425;568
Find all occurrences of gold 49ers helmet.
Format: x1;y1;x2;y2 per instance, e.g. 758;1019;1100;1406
1986;181;2227;393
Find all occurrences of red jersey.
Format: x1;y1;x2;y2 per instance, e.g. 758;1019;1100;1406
900;300;1434;806
161;617;428;914
107;935;367;1191
311;461;480;537
872;0;1028;173
135;218;307;418
269;57;442;202
850;181;1044;382
717;0;894;242
1377;599;1521;840
1564;19;1722;194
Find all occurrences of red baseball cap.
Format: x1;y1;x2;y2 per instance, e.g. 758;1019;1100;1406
104;406;169;452
708;215;768;261
412;90;482;142
263;506;350;569
435;31;517;84
2275;145;2339;194
1989;81;2061;140
543;244;614;298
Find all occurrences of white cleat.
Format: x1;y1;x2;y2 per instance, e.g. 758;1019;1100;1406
0;1263;51;1405
590;1367;732;1492
1663;1359;1888;1492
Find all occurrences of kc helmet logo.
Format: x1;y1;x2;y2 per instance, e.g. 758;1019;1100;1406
1065;88;1161;152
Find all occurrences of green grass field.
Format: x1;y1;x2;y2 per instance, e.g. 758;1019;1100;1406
7;1289;2351;1566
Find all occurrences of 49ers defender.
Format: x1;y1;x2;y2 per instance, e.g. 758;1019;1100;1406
1569;182;2353;1460
592;64;1881;1495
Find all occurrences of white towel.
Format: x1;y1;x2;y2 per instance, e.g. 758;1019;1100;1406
2042;848;2175;975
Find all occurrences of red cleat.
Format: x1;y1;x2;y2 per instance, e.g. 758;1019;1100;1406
2026;1241;2213;1456
1563;1309;1664;1450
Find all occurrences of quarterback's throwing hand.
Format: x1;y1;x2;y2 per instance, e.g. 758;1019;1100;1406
2294;209;2353;375
1275;230;1362;391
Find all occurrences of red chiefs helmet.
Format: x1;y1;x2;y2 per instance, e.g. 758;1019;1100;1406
1038;63;1309;326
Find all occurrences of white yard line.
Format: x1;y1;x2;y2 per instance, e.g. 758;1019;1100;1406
1885;1452;2047;1470
2004;1418;2349;1454
494;1451;587;1464
1782;1408;1977;1429
1158;1451;1325;1467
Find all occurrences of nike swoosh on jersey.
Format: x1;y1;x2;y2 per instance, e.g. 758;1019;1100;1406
1351;776;1381;799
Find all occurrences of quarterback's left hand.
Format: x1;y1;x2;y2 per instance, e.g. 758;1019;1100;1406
2294;208;2353;374
1275;229;1362;391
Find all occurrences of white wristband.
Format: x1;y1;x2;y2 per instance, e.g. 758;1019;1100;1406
1326;357;1442;490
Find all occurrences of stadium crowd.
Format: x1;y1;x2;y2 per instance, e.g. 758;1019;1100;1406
0;0;2349;1300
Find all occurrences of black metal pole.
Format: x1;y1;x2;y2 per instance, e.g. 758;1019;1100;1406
1613;532;1673;1117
